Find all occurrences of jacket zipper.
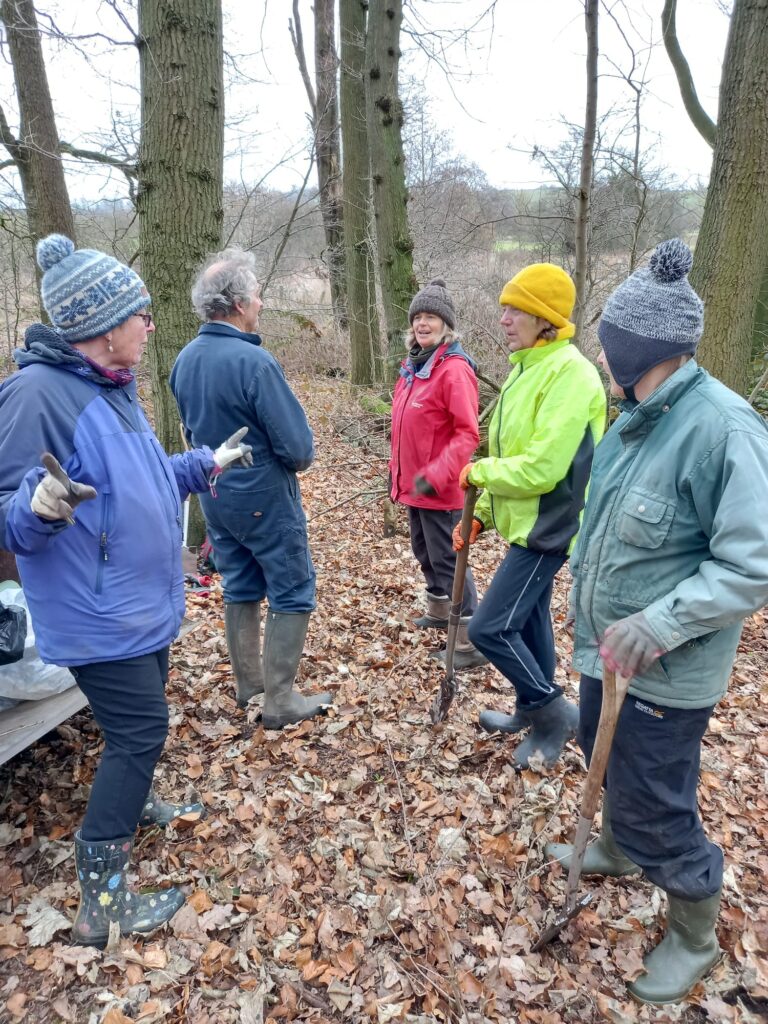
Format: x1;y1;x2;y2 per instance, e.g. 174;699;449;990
95;491;111;595
126;393;182;600
489;365;521;532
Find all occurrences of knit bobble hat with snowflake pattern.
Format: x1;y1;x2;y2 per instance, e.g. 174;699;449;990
36;234;150;343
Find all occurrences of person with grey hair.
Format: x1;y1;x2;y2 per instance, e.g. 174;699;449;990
170;248;332;729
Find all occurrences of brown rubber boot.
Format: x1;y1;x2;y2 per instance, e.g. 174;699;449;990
433;617;488;669
413;592;450;629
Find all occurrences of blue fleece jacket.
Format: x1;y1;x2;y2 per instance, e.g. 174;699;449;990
170;322;314;479
0;325;214;666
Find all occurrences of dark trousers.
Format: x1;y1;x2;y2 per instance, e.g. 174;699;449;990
71;647;170;841
468;543;565;706
578;674;722;901
408;506;477;615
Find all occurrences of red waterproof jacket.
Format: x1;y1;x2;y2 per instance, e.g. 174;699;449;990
389;340;479;510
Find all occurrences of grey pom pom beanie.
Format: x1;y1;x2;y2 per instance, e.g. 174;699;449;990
408;277;456;330
37;234;150;343
598;238;704;390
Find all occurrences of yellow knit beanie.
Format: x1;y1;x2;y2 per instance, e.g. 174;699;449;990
499;263;576;341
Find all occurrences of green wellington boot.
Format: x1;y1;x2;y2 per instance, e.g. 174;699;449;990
138;788;207;828
261;611;333;730
628;888;722;1005
545;796;641;877
72;832;185;948
413;592;450;629
225;601;264;707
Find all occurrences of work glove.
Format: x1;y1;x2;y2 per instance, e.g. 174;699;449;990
452;517;483;552
31;453;97;525
213;427;253;473
458;463;475;490
412;474;437;497
600;611;664;678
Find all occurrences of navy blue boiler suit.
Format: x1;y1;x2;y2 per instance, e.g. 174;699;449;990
170;322;316;612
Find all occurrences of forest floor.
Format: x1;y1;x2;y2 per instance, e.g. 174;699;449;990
0;375;767;1024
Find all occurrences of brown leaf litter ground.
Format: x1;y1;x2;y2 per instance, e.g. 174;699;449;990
1;376;767;1024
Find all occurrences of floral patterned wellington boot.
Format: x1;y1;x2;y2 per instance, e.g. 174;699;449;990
72;831;186;948
138;788;206;828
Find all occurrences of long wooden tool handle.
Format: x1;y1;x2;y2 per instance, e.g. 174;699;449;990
580;669;632;820
564;669;631;909
444;484;478;673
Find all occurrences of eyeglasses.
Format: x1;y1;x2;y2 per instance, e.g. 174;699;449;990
134;312;154;328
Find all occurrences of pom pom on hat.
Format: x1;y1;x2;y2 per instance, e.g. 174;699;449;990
648;237;693;283
36;233;150;343
37;234;76;272
408;277;456;329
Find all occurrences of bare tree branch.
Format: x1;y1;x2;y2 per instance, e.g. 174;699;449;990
661;0;717;148
289;0;316;115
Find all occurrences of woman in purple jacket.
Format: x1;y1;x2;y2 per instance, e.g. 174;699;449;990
0;236;250;947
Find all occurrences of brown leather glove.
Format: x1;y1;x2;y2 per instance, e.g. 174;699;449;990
452;517;483;551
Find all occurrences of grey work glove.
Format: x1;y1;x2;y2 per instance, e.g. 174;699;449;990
213;427;253;473
412;474;437;497
31;453;97;525
600;611;664;678
564;590;575;638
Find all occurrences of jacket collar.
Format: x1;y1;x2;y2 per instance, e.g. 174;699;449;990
400;338;474;383
618;359;701;440
198;321;263;346
508;338;570;368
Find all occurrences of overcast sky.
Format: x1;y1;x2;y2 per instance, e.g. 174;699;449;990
0;0;729;201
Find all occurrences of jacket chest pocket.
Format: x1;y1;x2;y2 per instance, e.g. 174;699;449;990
615;489;675;549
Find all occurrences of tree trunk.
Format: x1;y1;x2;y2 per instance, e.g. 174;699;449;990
314;0;347;329
137;0;224;544
290;0;347;329
340;0;380;385
573;0;598;344
689;0;768;394
365;0;416;380
0;0;75;302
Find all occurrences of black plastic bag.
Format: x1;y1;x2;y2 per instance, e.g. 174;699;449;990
0;603;26;665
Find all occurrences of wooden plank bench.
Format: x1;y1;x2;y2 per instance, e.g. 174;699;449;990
0;617;200;768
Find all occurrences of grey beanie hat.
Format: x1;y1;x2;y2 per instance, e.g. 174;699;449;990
36;234;150;343
408;277;456;330
598;238;704;390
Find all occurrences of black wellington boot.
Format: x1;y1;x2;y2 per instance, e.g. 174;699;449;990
512;694;579;769
72;832;185;948
478;704;530;735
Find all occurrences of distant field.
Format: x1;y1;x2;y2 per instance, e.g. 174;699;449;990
494;239;538;252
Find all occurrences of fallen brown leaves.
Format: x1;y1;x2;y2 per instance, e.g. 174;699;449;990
1;376;766;1024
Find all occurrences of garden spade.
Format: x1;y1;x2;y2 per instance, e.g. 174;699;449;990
429;484;478;725
532;667;632;950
